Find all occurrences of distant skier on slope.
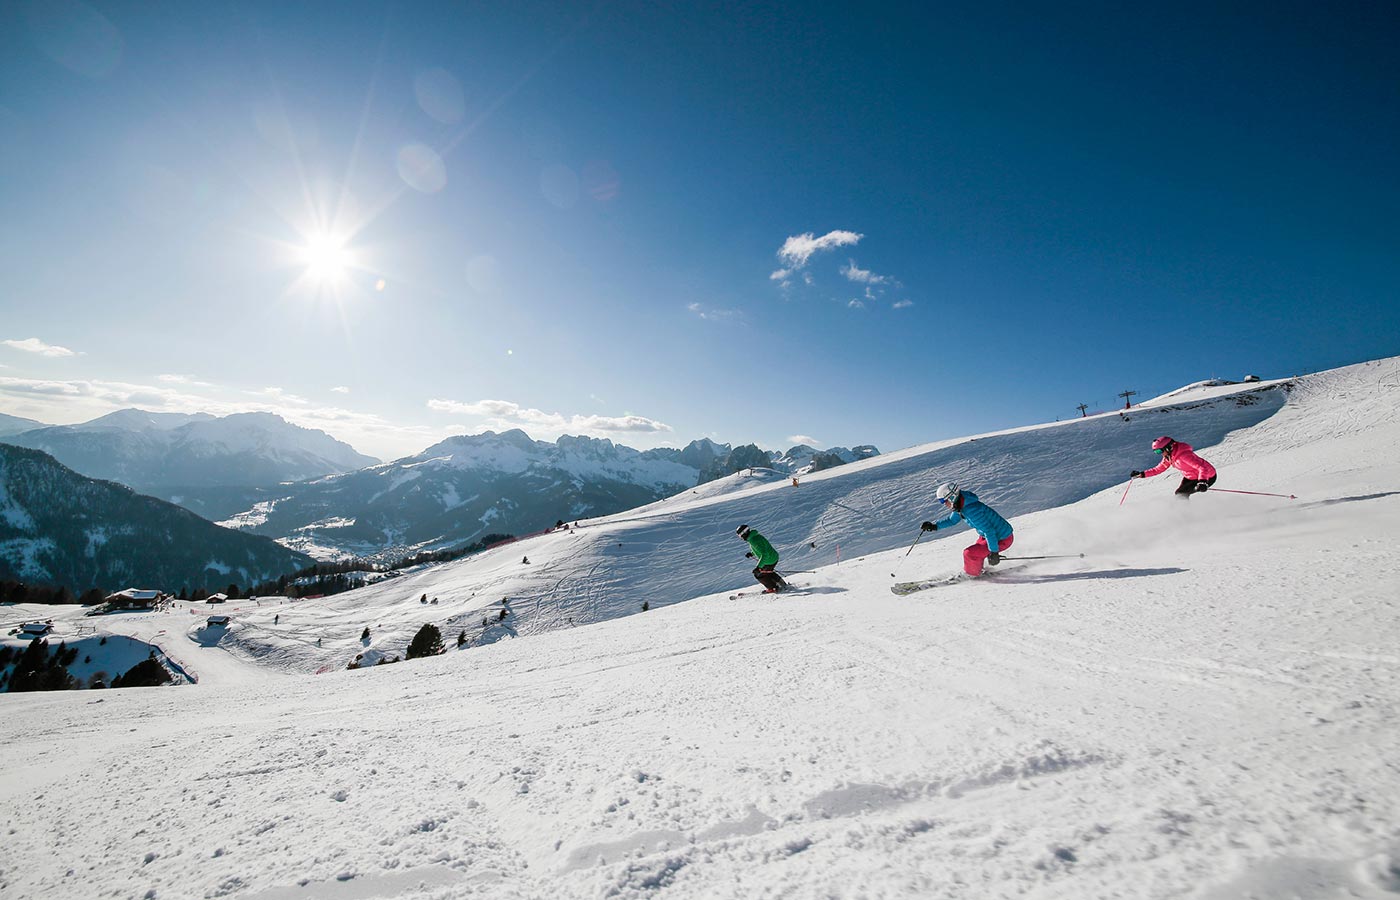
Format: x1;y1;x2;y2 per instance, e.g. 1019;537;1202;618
920;481;1014;578
1130;436;1217;497
736;524;787;593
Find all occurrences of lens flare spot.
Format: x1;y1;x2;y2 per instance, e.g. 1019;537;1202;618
414;68;465;124
397;143;447;193
582;160;622;202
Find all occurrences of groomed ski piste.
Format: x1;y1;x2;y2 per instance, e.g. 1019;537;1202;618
2;356;1398;899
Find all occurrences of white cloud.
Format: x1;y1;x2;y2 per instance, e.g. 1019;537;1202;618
769;268;792;282
158;373;212;387
251;386;311;405
841;260;890;285
687;302;742;322
787;434;821;447
2;337;80;358
426;397;673;436
775;230;862;270
893;299;914;309
331;386;350;394
0;376;179;406
848;299;866;310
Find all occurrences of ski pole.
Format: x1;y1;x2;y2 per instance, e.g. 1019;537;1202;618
1209;488;1297;500
1119;479;1134;506
830;500;881;521
890;529;927;578
996;554;1086;561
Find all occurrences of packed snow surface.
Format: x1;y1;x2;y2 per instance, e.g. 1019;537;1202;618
2;357;1399;899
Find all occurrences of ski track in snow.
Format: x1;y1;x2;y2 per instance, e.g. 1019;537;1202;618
2;358;1400;899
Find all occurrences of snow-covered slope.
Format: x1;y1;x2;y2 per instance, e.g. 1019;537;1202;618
206;373;1290;658
2;356;1398;900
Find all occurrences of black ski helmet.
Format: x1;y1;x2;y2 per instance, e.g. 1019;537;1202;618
735;524;751;539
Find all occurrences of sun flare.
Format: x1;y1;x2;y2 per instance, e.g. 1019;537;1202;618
300;234;352;282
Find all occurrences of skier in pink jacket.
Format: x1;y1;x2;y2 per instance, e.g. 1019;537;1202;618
1131;436;1217;497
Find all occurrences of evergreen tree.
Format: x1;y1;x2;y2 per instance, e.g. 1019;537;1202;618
8;638;51;692
111;658;172;688
457;630;467;647
361;626;370;640
8;638;74;693
406;624;445;659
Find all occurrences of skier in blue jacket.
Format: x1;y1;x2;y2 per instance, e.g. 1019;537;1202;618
920;481;1014;577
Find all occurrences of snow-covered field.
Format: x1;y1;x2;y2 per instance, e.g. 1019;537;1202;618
2;357;1398;899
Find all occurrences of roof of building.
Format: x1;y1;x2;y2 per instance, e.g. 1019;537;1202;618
108;589;162;601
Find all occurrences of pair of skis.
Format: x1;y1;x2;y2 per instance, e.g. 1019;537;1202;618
890;553;1084;596
728;582;801;600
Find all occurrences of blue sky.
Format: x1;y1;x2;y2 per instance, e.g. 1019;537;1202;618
2;1;1397;460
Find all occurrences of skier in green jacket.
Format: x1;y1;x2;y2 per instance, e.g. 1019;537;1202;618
736;524;787;593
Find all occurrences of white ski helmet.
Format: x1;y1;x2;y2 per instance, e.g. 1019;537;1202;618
935;481;960;506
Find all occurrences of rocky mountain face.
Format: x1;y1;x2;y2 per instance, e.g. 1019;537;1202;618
698;442;882;483
771;444;882;475
0;445;312;592
215;431;880;560
1;409;379;494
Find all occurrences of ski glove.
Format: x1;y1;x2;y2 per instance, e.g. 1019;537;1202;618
988;552;1001;566
745;551;755;559
1194;482;1209;493
1129;470;1144;479
920;521;938;532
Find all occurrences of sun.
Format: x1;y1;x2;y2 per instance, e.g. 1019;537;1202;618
300;233;353;283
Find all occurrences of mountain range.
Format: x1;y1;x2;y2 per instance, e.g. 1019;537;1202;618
0;444;313;592
0;413;46;438
0;406;881;566
1;410;379;493
212;431;880;559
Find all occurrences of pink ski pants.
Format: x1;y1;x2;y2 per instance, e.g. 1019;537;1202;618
965;535;1014;577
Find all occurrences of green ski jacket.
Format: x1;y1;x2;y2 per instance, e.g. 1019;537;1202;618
745;531;779;567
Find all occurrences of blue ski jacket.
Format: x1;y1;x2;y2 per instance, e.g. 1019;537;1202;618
938;490;1013;546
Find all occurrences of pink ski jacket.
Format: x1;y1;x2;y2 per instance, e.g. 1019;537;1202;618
1143;441;1217;480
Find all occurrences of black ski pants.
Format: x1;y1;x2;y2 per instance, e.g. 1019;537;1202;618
1175;474;1218;497
753;565;787;592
